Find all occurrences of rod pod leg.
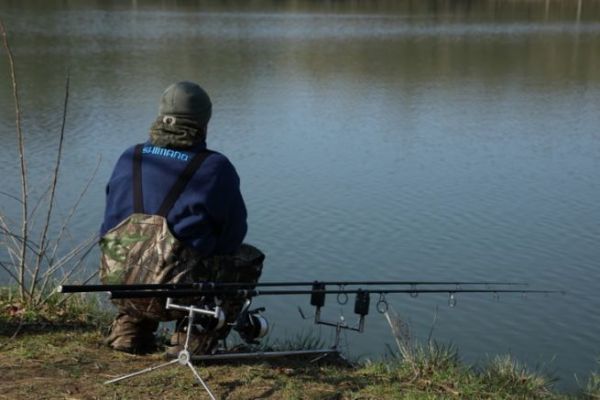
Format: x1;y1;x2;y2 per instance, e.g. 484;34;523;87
104;299;219;399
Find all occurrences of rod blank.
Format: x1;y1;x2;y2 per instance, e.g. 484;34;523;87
108;288;563;300
57;280;528;294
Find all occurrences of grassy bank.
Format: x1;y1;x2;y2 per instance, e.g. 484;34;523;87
0;329;561;400
1;289;598;399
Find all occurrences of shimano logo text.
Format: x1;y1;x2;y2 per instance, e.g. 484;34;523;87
142;146;190;161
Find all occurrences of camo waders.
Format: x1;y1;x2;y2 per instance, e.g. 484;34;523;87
100;144;264;354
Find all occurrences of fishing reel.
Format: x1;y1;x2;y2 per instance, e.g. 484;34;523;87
300;282;370;333
233;300;269;344
192;304;227;332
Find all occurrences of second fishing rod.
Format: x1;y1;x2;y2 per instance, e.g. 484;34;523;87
107;287;561;300
58;279;528;294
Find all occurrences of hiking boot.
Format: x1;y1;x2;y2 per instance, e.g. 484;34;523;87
105;313;159;354
166;329;220;357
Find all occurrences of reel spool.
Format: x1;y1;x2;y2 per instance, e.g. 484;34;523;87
193;306;226;332
234;308;269;343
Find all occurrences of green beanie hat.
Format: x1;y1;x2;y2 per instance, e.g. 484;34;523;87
158;81;212;126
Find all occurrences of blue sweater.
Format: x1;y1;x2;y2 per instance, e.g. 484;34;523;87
100;141;247;257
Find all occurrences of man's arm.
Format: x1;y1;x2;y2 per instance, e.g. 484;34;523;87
206;156;248;254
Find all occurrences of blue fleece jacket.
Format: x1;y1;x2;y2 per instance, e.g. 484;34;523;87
100;141;247;257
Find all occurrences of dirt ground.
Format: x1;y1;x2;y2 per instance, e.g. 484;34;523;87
0;325;580;400
0;329;387;400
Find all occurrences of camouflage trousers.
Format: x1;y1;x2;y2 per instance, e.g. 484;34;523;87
105;244;264;354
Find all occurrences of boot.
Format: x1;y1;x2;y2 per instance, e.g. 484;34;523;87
166;318;219;357
105;313;159;354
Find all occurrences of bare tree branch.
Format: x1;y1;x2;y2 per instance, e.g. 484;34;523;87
49;155;101;266
0;191;24;205
28;181;53;222
0;213;20;253
1;20;97;310
30;74;70;297
0;260;22;289
0;225;44;258
39;235;97;300
1;18;29;300
55;270;98;307
41;241;96;305
42;234;97;279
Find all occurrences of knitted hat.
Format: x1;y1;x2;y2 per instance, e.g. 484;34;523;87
158;81;212;126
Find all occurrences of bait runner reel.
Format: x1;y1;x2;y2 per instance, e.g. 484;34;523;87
233;301;269;344
191;298;269;344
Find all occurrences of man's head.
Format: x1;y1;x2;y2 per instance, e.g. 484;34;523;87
158;81;212;127
150;81;212;148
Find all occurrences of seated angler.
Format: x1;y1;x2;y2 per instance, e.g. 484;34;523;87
99;81;263;355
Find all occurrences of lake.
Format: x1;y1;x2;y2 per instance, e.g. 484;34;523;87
1;0;599;391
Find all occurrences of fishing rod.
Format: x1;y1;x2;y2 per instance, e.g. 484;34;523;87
57;280;528;294
58;280;561;338
107;287;559;300
101;283;563;362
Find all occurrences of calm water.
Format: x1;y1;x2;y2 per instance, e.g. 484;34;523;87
1;0;599;391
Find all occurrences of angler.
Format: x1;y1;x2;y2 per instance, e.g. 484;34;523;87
99;80;264;356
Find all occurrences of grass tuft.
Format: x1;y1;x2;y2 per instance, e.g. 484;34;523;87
259;330;326;352
582;360;600;399
481;354;555;399
0;286;112;335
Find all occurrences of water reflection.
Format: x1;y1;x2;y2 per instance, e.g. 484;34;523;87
0;0;599;391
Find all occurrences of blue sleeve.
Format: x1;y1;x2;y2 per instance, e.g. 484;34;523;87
186;154;247;254
100;146;136;236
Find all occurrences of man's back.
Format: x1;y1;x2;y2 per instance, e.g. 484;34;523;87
100;81;256;355
101;141;247;257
